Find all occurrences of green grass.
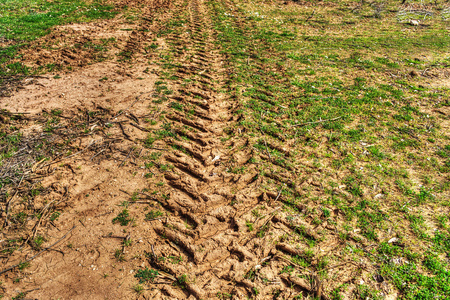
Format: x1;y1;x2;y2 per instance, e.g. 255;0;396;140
0;0;116;42
134;267;158;283
145;210;163;220
112;209;132;226
0;0;117;77
206;0;450;298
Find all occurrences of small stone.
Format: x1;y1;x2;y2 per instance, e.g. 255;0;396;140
388;237;398;244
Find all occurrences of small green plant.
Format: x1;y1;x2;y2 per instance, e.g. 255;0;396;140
134;268;158;283
112;209;132;226
280;265;294;274
18;261;30;270
357;284;382;300
149;152;162;160
322;208;330;218
159;164;172;171
251;209;261;218
50;109;62;116
169;101;183;111
244;269;256;281
146;210;164;220
168;255;183;264
217;292;232;299
257;224;269;238
145;134;155;147
33;235;45;249
12;292;25;300
12;212;27;224
50;211;61;221
114;249;125;262
245;220;254;231
133;284;144;294
176;274;188;288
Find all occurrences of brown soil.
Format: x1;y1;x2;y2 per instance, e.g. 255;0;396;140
0;0;363;299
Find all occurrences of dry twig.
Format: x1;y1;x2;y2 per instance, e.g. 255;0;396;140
291;116;342;128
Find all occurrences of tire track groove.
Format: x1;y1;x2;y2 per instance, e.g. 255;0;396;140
150;0;286;297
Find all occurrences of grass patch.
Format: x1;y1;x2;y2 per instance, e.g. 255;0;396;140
208;0;450;297
0;0;117;79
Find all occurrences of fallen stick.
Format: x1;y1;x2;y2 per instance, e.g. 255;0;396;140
0;110;29;116
119;189;131;195
128;112;140;124
306;9;316;21
151;243;156;258
15;287;41;298
317;260;360;273
275;254;309;272
274;185;284;202
291;116;342;128
102;235;129;240
258;206;281;231
38;140;98;169
129;122;150;132
119;148;134;166
258;128;271;160
111;98;141;120
111;91;153;120
145;217;165;222
130;200;154;205
119;122;132;140
137;192;162;202
90;148;107;161
3;174;25;227
19;198;62;250
32;198;59;239
263;137;271;160
0;225;76;276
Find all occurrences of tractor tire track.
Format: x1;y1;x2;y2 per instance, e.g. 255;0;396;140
151;1;338;299
149;0;291;298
